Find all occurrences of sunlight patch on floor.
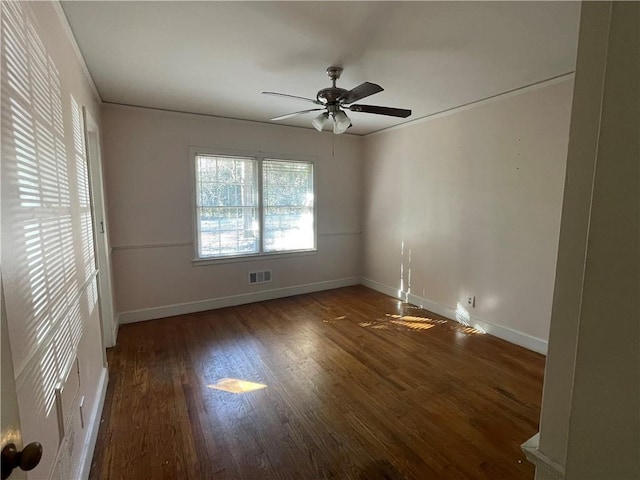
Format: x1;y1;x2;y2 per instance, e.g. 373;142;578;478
386;313;448;328
323;315;348;324
359;321;390;330
207;378;267;394
390;319;435;330
329;307;484;335
453;325;486;335
357;313;448;332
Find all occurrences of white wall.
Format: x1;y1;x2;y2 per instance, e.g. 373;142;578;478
1;1;106;478
361;79;574;352
101;105;363;321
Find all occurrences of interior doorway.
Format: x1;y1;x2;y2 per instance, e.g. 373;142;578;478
84;108;116;351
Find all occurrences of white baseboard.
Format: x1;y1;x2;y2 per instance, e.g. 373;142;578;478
79;366;108;480
118;277;360;324
521;433;565;480
360;277;403;300
360;277;548;355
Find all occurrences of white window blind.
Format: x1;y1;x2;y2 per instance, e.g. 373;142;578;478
263;159;314;252
195;155;258;257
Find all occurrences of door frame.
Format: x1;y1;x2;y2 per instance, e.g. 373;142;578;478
83;108;116;351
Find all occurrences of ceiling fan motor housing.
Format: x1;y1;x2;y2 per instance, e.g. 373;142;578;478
317;87;347;105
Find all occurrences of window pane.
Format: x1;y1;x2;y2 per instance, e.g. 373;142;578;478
196;155;258;257
263;160;314;252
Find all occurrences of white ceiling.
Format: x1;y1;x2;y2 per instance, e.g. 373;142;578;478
61;1;580;136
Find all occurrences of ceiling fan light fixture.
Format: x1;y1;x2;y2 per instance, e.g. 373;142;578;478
312;112;329;131
333;110;351;134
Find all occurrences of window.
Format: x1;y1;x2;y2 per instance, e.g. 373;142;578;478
193;151;315;260
263;159;314;252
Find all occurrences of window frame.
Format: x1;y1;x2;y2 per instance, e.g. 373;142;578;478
190;147;317;264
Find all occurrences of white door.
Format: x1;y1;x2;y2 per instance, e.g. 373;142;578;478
1;284;28;480
1;2;104;478
84;109;117;350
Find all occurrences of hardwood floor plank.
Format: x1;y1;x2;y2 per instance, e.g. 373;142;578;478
90;286;544;479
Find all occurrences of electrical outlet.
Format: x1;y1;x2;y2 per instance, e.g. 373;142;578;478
467;295;476;308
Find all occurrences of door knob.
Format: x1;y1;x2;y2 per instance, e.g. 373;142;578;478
1;442;42;480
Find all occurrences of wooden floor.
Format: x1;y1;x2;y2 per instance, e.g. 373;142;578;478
89;286;545;480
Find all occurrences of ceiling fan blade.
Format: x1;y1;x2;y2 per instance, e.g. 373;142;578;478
262;91;323;105
338;82;383;104
349;104;412;118
271;108;325;121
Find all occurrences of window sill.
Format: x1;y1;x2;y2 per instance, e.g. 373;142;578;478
192;248;317;266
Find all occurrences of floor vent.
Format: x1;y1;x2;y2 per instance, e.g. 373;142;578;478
249;270;272;284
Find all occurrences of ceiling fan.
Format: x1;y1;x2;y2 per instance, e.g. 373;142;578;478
263;66;411;134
